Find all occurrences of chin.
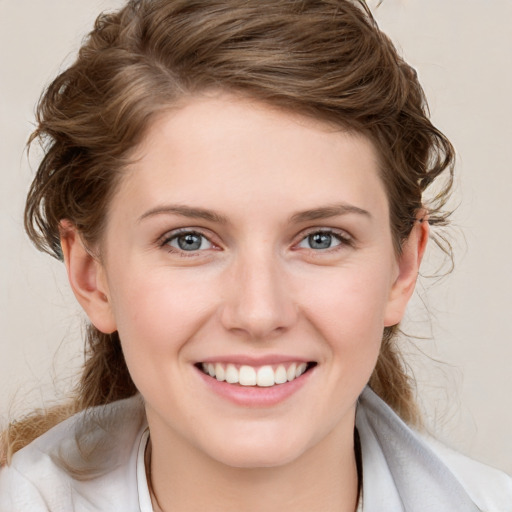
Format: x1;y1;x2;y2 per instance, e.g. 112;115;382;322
215;447;302;470
202;430;308;469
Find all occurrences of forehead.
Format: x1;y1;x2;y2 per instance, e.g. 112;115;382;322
112;93;389;223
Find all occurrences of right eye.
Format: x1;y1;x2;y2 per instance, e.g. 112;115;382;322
163;231;214;253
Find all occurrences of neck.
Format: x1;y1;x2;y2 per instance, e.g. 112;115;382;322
146;419;359;512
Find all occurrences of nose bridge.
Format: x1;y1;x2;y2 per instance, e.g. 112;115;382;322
221;244;296;339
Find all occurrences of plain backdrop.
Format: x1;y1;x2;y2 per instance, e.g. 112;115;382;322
1;0;511;474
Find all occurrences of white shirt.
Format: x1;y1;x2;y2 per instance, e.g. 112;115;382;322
1;388;510;511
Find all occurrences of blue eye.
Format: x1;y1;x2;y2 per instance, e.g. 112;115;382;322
297;231;345;250
167;232;213;252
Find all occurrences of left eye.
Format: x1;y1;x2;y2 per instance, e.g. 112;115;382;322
167;232;213;251
297;231;343;250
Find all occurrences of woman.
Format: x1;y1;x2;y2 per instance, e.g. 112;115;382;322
0;0;510;510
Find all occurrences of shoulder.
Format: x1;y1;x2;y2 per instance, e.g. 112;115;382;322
422;435;512;512
356;387;512;512
0;464;49;511
0;395;147;512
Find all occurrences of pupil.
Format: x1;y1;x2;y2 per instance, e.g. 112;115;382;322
310;233;331;249
178;234;201;251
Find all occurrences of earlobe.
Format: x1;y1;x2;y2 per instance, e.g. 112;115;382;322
383;216;429;327
59;220;117;334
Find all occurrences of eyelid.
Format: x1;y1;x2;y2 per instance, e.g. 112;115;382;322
298;226;353;241
292;227;354;250
158;227;220;253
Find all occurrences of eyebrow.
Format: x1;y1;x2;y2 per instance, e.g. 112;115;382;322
289;203;371;223
138;205;229;224
138;202;371;225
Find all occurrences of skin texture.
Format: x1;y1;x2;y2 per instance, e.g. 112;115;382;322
60;93;428;512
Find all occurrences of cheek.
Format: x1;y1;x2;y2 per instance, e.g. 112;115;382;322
295;262;393;398
107;269;222;410
297;263;392;344
108;268;217;363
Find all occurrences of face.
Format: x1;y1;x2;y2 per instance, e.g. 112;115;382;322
67;93;424;469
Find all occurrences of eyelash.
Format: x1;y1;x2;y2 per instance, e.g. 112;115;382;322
159;229;216;257
158;227;354;257
296;228;354;252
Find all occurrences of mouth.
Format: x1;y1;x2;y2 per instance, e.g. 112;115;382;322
196;361;317;388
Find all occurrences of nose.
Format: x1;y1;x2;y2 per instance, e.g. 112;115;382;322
220;249;298;340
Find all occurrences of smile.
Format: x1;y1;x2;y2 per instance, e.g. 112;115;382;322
198;362;316;387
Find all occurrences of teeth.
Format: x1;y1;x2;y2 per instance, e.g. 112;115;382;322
215;363;225;382
275;365;288;384
296;363;307;378
287;363;297;382
200;362;311;387
225;364;239;384
256;366;275;387
239;365;257;386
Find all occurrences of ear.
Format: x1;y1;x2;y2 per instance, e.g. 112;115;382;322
383;216;429;327
59;220;117;334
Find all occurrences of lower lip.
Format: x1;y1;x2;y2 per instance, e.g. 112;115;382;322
195;366;315;407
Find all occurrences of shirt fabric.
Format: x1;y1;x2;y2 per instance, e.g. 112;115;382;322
0;387;510;511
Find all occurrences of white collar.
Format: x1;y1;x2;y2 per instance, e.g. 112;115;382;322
137;428;153;512
356;387;480;512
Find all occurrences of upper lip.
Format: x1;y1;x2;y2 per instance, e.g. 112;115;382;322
198;354;314;366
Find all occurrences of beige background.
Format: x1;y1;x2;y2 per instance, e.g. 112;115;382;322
1;0;511;474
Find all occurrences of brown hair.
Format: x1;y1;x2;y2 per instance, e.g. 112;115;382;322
4;0;454;462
